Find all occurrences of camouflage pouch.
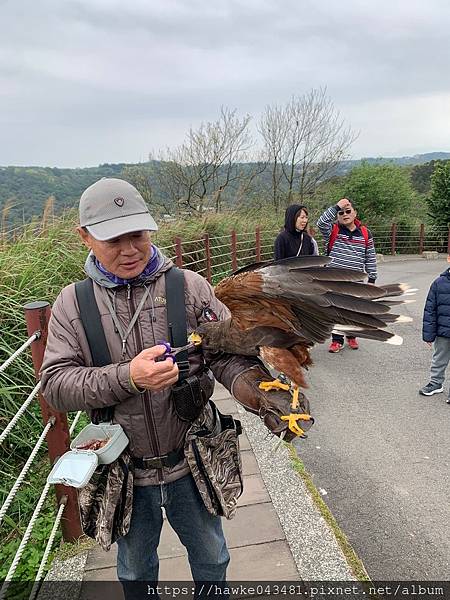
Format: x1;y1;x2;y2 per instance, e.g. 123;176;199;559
184;401;243;519
78;450;134;551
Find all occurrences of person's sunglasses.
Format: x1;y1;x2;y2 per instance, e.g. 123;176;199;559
338;208;352;216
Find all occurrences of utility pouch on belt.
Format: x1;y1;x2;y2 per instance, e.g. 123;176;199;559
171;375;206;422
185;400;243;519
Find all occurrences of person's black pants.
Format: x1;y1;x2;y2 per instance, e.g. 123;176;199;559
332;333;356;344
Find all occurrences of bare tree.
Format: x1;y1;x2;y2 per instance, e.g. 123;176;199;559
151;108;258;214
233;153;269;208
122;164;172;217
258;105;289;212
259;88;357;209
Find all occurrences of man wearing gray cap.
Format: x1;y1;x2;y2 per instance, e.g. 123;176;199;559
40;178;296;594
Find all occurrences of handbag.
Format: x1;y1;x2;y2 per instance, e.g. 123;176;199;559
184;401;243;519
78;451;134;551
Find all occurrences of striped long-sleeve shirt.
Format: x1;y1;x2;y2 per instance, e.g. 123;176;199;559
317;205;377;282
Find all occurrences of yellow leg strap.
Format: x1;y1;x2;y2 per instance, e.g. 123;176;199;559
291;386;300;410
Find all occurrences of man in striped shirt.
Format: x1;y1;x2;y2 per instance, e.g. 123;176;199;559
317;198;378;353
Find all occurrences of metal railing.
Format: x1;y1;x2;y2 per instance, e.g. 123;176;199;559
160;224;450;281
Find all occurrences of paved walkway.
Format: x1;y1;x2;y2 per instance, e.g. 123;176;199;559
82;384;301;583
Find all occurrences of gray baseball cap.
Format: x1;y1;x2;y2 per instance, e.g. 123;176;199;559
79;178;158;240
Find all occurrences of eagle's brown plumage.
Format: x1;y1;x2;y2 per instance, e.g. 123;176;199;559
216;271;298;333
194;255;412;389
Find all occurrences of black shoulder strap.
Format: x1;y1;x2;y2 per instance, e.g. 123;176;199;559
165;267;190;382
75;278;114;424
75;278;112;366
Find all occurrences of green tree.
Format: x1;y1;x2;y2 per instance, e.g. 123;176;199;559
427;161;450;228
332;162;419;224
410;160;436;194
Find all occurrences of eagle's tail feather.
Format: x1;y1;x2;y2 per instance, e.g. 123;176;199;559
376;283;416;297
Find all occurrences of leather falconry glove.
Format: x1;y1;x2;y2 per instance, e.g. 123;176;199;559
231;365;313;442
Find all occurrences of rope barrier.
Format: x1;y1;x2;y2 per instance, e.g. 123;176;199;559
3;482;51;583
0;483;64;599
0;417;55;525
27;497;67;600
0;382;41;446
0;331;41;374
69;411;82;436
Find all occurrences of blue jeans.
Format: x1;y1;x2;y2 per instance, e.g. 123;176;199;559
117;473;230;588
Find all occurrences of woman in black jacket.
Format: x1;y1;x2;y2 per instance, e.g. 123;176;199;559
274;204;319;260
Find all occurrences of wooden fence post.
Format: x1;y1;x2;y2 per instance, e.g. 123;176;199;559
419;224;425;254
203;234;212;283
231;230;237;272
174;237;183;267
23;301;82;542
255;227;261;262
390;223;397;255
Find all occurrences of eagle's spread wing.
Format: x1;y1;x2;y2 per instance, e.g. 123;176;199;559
215;256;408;344
211;256;411;387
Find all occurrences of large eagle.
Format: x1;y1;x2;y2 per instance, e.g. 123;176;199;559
189;256;413;437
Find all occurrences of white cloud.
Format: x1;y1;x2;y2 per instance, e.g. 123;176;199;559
1;0;449;166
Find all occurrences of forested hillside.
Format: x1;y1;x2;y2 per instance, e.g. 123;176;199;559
0;163;136;225
0;153;449;230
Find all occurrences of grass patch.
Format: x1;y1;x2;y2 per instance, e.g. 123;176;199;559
288;445;370;582
55;536;96;563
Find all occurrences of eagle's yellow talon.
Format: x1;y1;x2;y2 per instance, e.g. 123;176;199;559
259;379;290;392
280;413;312;437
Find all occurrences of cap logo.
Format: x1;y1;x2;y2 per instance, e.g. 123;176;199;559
114;197;125;207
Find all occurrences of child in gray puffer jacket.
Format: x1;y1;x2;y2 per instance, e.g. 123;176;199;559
419;254;450;402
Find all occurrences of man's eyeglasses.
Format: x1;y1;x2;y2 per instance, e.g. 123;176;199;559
338;208;352;216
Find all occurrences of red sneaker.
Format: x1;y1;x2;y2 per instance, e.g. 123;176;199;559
347;338;359;350
328;341;343;353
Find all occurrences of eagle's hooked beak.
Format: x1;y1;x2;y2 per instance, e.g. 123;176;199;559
188;332;203;346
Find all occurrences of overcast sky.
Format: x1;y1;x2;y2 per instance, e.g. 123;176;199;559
1;0;450;168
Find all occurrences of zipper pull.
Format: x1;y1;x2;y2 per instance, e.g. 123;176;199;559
121;339;126;357
127;284;131;301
